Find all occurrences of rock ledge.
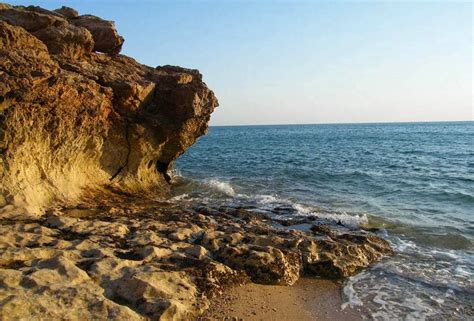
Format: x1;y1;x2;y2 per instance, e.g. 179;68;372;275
0;4;218;213
0;200;393;320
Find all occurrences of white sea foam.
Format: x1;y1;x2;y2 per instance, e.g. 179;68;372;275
171;174;371;228
203;179;236;197
170;168;183;180
305;210;368;228
252;194;369;227
342;235;474;320
291;202;369;227
341;273;365;310
254;194;280;204
170;193;189;201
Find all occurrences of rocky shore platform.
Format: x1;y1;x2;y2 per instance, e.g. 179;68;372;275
0;4;392;320
0;197;392;320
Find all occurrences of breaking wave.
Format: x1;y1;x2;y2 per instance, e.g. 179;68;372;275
170;174;474;320
202;179;237;197
172;122;474;320
169;175;369;228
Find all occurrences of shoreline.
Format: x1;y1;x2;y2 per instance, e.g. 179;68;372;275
1;3;471;321
200;277;363;321
0;201;391;320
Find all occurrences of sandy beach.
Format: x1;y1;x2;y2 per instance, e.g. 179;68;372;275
201;278;363;321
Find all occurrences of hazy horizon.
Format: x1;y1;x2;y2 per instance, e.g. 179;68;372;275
208;119;473;127
12;0;473;125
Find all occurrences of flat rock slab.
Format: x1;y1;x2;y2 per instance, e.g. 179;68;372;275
0;200;392;320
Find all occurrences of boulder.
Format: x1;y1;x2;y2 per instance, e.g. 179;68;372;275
70;14;124;54
54;6;78;18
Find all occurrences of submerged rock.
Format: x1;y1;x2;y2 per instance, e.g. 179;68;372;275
0;4;218;213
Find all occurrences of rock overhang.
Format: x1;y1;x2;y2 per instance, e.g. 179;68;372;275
0;4;218;213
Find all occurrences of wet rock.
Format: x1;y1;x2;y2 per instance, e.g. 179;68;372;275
310;224;338;236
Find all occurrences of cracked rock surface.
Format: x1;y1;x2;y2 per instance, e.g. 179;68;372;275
0;4;218;213
0;199;392;320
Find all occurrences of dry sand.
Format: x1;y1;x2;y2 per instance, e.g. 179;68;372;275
200;277;363;321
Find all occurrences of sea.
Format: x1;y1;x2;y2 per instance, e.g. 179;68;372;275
172;121;473;320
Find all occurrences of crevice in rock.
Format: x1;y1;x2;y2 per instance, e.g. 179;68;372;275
156;161;172;183
109;120;131;181
3;260;27;269
114;249;142;261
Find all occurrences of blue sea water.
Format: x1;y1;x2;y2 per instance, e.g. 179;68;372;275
173;121;473;320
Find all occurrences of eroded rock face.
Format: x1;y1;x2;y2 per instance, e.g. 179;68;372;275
0;201;392;320
0;4;394;321
0;5;218;213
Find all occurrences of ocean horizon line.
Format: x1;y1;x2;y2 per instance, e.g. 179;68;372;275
210;119;474;128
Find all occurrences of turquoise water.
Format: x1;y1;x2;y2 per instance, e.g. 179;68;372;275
174;121;473;319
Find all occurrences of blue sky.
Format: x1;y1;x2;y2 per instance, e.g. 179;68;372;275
10;0;473;125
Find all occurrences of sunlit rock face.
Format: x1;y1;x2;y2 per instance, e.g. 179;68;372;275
0;4;218;213
0;7;394;321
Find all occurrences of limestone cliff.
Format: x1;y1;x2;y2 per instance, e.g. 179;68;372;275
0;4;218;213
0;5;394;321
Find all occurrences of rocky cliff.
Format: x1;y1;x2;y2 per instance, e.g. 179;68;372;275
0;4;393;321
0;4;218;213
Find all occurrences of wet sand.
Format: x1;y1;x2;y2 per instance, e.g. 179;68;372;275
200;277;363;321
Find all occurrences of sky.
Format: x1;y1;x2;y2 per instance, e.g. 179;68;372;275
9;0;473;125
